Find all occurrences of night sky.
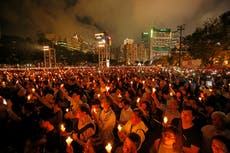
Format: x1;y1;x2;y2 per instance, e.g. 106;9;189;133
0;0;230;45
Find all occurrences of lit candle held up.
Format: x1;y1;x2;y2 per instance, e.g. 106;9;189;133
66;108;69;112
32;88;35;93
130;81;133;85
105;143;112;153
117;124;122;132
93;108;97;114
27;95;31;101
66;136;73;146
170;92;173;96
199;97;202;101
106;86;110;92
163;116;168;124
60;124;66;132
136;97;140;103
152;88;156;93
97;94;101;98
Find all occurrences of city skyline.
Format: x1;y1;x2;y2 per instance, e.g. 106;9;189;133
0;0;230;46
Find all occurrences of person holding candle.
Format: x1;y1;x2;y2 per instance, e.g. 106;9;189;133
211;135;230;153
149;126;182;153
119;99;133;125
201;111;230;153
172;106;202;153
152;93;180;126
96;96;116;146
122;133;141;153
118;108;148;150
72;103;96;152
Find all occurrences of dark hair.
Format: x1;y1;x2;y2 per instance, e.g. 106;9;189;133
127;132;141;150
162;126;179;135
103;96;113;105
182;106;196;116
133;108;144;119
79;103;91;115
123;99;131;106
211;135;230;152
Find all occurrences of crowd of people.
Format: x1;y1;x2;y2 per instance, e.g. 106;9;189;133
0;66;230;153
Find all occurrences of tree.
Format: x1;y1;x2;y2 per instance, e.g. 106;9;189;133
185;11;229;66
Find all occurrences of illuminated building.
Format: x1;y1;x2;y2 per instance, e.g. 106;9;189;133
142;27;179;61
141;32;150;59
94;32;111;69
121;38;137;65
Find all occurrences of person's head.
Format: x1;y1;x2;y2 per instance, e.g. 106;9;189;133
121;99;131;110
169;98;179;111
162;126;178;147
181;106;195;125
130;108;143;125
211;135;230;153
72;93;80;101
140;101;149;111
40;120;54;131
101;96;112;111
76;103;90;118
211;111;226;129
123;133;141;153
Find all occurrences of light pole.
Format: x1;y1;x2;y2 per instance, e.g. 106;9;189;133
177;24;185;67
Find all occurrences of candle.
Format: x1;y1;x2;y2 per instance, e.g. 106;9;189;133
66;108;69;112
118;93;122;98
136;97;140;103
97;94;101;98
130;81;133;85
93;108;97;113
142;80;145;84
152;78;155;82
66;136;73;146
27;95;31;101
117;124;122;132
199;97;202;101
170;92;173;96
152;88;156;93
60;124;66;132
106;86;110;92
60;84;64;88
163;116;168;124
32;88;35;93
105;143;112;153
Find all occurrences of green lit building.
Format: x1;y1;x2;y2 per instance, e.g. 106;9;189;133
141;27;179;61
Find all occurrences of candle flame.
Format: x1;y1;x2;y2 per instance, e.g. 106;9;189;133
106;86;110;92
60;124;66;132
105;143;112;153
93;108;97;113
117;124;122;131
27;95;31;101
163;116;168;124
137;97;140;103
66;136;73;146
